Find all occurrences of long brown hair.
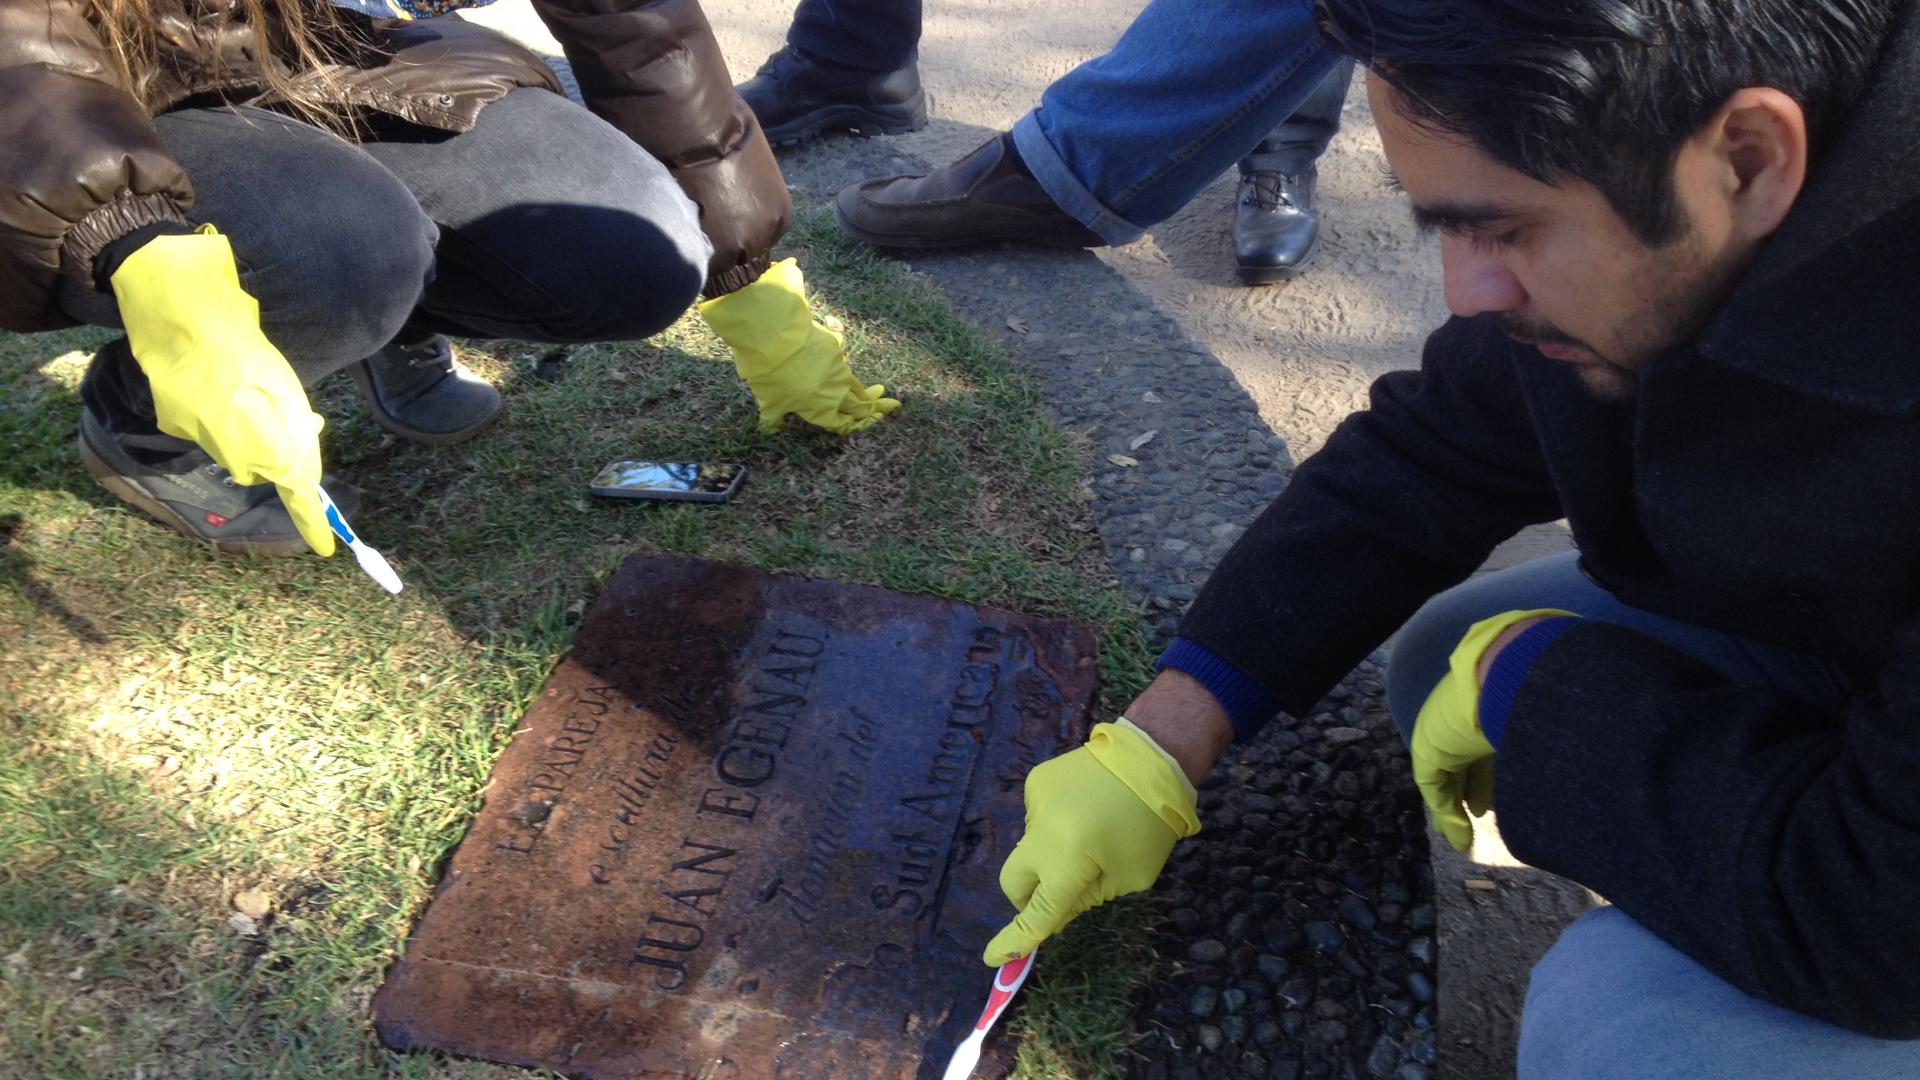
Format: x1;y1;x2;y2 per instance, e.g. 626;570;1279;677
82;0;357;124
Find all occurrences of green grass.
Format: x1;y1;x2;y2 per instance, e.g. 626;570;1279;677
0;211;1156;1079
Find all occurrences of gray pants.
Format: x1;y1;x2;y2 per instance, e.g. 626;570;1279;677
66;87;712;420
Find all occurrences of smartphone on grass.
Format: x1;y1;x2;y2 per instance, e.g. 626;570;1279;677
589;460;746;503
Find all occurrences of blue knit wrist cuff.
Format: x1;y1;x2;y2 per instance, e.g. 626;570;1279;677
1478;617;1581;749
1156;638;1280;742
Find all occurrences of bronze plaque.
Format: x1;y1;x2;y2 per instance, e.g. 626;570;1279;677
374;555;1096;1078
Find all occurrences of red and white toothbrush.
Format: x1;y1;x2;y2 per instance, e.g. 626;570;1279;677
940;949;1038;1080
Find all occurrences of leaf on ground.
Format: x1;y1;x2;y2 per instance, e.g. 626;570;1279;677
227;913;259;936
1006;316;1030;335
233;888;272;919
1128;430;1158;451
1107;454;1139;468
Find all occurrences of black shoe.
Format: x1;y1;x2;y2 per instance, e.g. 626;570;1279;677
78;405;360;557
736;45;928;146
1234;168;1322;284
349;334;501;446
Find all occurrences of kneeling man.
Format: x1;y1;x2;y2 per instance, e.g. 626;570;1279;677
985;1;1920;1074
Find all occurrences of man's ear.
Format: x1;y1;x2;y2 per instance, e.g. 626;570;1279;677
1710;87;1809;242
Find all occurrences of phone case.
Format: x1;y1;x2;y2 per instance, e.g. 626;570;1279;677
588;484;735;503
588;463;745;503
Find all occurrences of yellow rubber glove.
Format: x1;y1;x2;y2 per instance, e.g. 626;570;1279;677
110;227;332;556
984;718;1201;966
696;258;901;434
1411;608;1576;851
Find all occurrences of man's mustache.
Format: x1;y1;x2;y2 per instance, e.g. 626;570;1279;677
1497;314;1581;349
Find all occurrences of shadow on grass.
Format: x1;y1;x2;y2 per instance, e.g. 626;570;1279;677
2;514;109;645
0;212;1155;1079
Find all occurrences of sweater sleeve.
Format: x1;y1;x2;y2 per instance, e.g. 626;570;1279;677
1477;615;1581;748
1498;617;1920;1037
1174;315;1564;725
528;0;792;296
1156;637;1280;741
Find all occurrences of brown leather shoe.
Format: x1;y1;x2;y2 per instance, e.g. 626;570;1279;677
834;135;1104;249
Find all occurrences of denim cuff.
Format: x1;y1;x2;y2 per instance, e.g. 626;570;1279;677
1479;617;1581;749
1010;113;1151;247
1156;638;1280;742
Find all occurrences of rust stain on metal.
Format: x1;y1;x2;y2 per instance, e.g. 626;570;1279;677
374;555;1097;1078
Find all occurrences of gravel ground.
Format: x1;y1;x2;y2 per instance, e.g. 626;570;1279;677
1137;660;1437;1080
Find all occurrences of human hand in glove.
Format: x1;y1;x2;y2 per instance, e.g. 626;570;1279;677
1411;608;1576;851
696;258;901;434
983;719;1201;966
111;226;333;555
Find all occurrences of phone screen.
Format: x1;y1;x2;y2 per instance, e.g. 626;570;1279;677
591;461;744;494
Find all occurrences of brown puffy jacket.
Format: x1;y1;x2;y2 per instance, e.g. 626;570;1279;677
0;0;791;333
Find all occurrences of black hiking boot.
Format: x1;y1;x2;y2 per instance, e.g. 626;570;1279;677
736;45;928;146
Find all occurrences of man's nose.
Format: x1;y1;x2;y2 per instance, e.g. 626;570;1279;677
1441;236;1527;317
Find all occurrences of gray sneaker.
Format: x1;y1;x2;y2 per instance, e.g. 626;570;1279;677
78;407;360;557
349;334;501;445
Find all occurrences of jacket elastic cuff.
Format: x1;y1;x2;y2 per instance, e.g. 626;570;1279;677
1156;638;1280;742
62;193;192;288
703;252;775;298
1478;617;1581;749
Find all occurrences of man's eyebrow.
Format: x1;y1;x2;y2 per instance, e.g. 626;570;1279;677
1408;200;1523;235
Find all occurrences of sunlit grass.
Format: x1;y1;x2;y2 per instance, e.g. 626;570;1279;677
0;211;1153;1078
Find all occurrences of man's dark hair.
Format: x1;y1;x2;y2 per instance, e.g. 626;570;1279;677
1315;0;1900;244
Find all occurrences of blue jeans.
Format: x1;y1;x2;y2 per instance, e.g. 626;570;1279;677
1011;0;1346;244
1385;553;1917;1078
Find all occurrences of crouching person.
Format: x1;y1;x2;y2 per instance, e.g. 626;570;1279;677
1;0;896;555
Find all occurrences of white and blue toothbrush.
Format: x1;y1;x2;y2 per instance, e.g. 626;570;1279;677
315;483;403;594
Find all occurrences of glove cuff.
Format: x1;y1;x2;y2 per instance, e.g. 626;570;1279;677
110;226;267;376
109;223;231;297
1087;720;1202;839
1449;608;1580;708
695;257;817;376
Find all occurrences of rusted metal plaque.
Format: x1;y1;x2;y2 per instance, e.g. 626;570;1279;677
374;555;1096;1078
